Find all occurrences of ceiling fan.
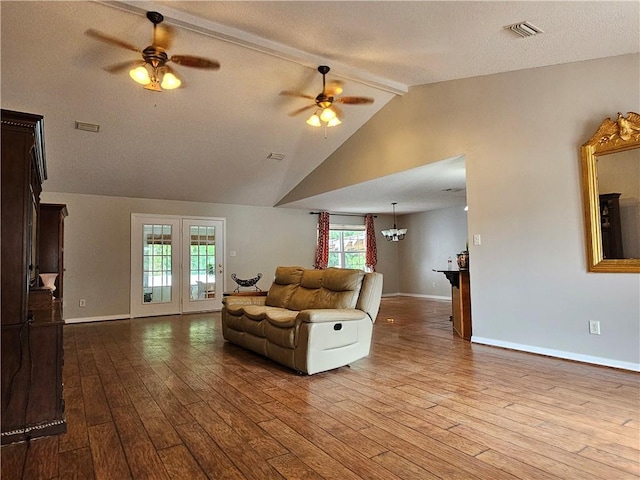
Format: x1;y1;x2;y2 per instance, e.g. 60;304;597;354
282;65;374;127
85;11;220;92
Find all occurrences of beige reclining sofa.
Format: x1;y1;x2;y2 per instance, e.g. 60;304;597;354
221;266;383;375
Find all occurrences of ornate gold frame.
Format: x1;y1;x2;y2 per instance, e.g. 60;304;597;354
581;112;640;273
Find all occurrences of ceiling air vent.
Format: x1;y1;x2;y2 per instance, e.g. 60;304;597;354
505;21;544;38
75;121;100;133
267;152;285;161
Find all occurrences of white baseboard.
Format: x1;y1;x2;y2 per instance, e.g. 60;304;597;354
383;292;451;301
472;336;640;372
65;314;130;324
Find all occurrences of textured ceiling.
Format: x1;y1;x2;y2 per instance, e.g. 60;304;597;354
1;1;638;215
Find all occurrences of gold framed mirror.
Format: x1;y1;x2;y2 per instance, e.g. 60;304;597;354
581;112;640;273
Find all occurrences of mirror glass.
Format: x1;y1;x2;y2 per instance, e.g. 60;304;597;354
596;149;640;259
581;112;640;273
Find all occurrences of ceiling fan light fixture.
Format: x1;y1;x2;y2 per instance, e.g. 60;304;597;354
161;71;181;89
306;112;322;127
129;65;151;85
327;117;342;127
143;78;162;92
320;107;336;122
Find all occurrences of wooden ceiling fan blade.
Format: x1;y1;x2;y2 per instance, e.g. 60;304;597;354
325;80;344;96
288;104;316;116
85;29;140;53
336;96;374;105
153;23;174;50
104;59;141;73
332;105;344;120
280;90;315;100
170;55;220;69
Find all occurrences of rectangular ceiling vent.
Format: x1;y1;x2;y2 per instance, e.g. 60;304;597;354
267;152;285;161
505;21;544;38
75;121;100;133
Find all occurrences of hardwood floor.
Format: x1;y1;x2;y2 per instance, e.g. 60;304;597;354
2;296;639;479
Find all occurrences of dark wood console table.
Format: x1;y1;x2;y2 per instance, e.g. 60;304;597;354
223;291;267;297
436;269;472;340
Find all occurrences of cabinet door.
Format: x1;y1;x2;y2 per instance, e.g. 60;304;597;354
1;114;38;325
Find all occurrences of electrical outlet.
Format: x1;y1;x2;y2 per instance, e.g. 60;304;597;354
473;234;482;246
588;320;600;335
79;299;86;307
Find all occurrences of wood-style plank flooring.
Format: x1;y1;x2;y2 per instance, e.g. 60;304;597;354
2;296;639;479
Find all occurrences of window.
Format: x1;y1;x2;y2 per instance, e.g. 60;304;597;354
328;226;367;270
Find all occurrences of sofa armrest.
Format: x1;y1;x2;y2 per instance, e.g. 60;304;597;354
297;309;368;323
222;296;267;307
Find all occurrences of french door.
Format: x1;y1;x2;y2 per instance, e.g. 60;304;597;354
130;214;225;318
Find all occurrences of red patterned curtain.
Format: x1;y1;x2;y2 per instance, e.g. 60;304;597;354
365;214;378;271
314;212;330;269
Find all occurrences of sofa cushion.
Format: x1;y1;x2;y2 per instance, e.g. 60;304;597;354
264;322;296;348
266;266;304;308
315;268;365;309
241;305;266;320
224;303;246;316
287;269;323;310
266;309;299;328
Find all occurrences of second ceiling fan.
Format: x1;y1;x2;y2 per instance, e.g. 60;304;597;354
282;65;374;127
86;11;220;92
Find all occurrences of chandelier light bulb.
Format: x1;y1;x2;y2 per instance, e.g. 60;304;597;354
327;117;342;127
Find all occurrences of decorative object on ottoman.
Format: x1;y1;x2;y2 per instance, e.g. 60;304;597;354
231;272;263;292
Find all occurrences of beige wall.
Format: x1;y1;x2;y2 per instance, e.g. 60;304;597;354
41;193;317;320
399;207;469;297
285;53;640;369
41;193;401;320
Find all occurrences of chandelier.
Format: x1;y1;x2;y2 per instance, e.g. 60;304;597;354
381;202;407;241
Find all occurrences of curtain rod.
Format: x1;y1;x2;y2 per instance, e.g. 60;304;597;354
310;212;377;218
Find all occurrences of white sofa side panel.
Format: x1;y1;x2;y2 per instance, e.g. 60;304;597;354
297;318;373;374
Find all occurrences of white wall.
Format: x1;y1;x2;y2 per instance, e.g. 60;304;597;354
286;54;640;370
41;192;399;320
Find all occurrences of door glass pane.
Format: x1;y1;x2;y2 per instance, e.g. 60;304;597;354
189;225;216;300
142;224;172;303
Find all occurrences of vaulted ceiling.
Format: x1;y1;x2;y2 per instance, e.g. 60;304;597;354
2;1;638;214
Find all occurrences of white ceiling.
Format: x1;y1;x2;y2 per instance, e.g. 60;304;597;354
1;1;638;215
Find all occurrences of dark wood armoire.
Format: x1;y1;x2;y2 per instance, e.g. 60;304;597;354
1;109;66;444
